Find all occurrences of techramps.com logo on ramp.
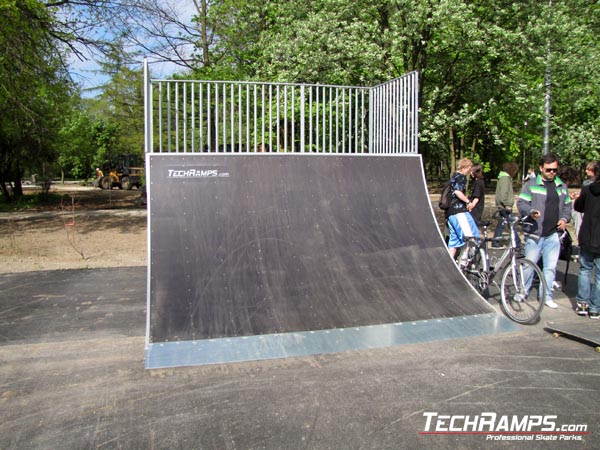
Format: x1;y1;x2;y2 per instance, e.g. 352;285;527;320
419;412;589;442
166;168;230;179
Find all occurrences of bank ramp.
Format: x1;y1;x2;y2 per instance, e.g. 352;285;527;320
145;154;517;368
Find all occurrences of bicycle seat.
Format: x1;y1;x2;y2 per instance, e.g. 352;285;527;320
477;220;492;228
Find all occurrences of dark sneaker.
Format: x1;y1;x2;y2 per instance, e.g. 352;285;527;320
576;301;589;316
590;311;600;320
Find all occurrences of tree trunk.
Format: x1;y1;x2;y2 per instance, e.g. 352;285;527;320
0;181;11;201
449;126;456;173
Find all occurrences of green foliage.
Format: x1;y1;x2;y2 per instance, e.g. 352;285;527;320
0;0;73;199
1;0;598;189
184;0;599;178
0;191;63;213
58;111;124;179
56;41;144;179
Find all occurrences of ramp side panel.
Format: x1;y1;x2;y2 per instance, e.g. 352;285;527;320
149;154;492;343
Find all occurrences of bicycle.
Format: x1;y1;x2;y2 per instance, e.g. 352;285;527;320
457;213;547;324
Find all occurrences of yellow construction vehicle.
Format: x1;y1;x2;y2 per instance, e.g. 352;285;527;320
99;154;144;190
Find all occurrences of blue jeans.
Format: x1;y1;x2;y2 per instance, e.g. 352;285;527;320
493;208;521;249
524;234;560;302
576;248;600;314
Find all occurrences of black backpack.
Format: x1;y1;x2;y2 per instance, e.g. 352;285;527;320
558;229;573;261
438;180;453;210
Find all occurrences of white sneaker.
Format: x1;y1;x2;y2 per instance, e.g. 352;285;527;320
552;281;561;291
513;293;526;303
545;300;559;309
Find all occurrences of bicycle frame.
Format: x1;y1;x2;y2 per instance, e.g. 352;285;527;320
461;214;526;291
459;212;547;324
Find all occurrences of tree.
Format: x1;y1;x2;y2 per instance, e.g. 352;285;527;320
92;42;145;156
0;0;72;200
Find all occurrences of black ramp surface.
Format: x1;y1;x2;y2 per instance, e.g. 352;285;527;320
148;153;495;354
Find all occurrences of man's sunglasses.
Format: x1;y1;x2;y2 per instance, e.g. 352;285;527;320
543;167;558;173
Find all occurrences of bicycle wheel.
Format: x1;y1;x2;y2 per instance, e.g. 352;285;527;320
500;257;546;324
459;241;490;298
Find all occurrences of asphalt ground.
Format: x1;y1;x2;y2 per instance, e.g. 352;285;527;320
0;258;598;450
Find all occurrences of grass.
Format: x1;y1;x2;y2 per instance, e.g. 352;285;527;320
0;192;64;212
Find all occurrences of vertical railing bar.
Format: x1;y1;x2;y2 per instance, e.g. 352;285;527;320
191;83;195;152
391;81;395;153
400;79;404;153
361;89;365;153
354;89;358;153
381;85;386;153
246;85;250;152
397;80;401;153
372;86;377;154
229;84;233;152
372;86;376;153
405;77;408;153
269;85;273;152
199;83;204;151
222;84;227;153
315;86;319;152
396;80;400;153
309;87;313;152
385;83;390;153
322;87;326;152
213;82;217;152
238;84;242;152
356;88;360;153
394;80;399;153
335;88;339;153
167;83;172;152
207;83;212;151
291;86;295;152
283;86;288;152
386;83;390;153
261;85;265;151
175;82;180;152
184;83;188;152
327;87;331;152
254;84;258;152
389;81;394;153
342;88;346;153
300;85;305;152
158;83;164;153
414;73;419;153
276;86;280;152
207;83;211;152
405;75;408;152
379;84;383;153
389;82;393;153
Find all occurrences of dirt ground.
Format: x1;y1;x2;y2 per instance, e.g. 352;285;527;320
0;185;147;274
0;184;577;274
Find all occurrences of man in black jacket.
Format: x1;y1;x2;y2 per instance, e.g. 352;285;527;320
573;161;600;319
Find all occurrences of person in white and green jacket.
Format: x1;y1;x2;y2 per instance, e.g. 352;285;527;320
492;162;520;248
517;154;572;309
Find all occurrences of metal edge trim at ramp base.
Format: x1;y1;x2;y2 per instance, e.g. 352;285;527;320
145;313;519;369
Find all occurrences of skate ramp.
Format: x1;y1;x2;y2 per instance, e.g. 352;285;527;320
146;154;517;368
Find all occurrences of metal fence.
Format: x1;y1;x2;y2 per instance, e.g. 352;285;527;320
144;60;418;154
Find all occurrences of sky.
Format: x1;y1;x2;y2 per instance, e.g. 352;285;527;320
69;53;183;98
67;0;196;97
